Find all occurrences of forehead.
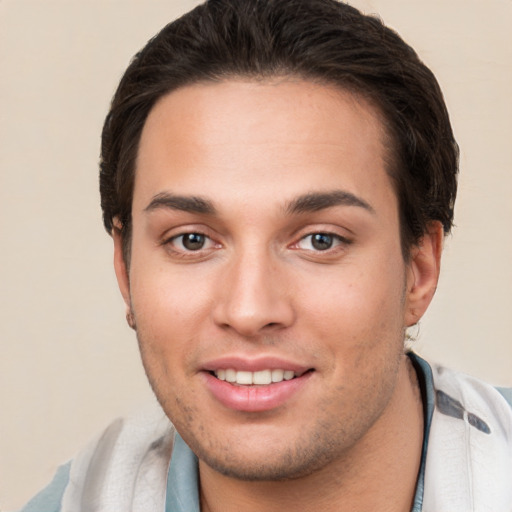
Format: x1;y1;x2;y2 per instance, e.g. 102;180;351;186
134;79;394;213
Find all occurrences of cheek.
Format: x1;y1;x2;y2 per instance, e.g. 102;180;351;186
301;263;406;330
128;268;210;374
130;255;212;321
297;260;407;375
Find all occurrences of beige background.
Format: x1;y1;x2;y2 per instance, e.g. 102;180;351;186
1;0;511;509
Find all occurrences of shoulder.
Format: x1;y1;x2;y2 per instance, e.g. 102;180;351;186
18;462;71;512
430;363;512;427
19;403;175;512
423;362;512;509
496;387;512;408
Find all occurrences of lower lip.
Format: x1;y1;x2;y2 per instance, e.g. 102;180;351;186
203;371;313;412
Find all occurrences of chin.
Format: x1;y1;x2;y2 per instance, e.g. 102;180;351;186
190;431;344;482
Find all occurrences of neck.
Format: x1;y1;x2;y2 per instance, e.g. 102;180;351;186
200;355;424;512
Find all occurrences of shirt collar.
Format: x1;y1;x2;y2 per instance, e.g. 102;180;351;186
165;432;200;512
408;352;435;512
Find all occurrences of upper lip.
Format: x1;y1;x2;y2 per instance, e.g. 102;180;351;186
201;355;312;375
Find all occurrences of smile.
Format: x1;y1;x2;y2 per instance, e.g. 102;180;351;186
213;368;297;385
205;368;314;412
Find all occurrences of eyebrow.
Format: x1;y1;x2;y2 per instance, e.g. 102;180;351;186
144;189;374;217
285;190;375;215
144;192;216;215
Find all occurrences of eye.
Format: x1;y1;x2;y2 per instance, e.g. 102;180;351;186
168;232;215;252
296;232;348;251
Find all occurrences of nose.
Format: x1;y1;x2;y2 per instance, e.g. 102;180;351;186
212;246;295;338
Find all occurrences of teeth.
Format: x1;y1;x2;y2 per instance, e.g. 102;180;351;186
271;369;284;382
225;369;237;383
214;368;297;385
236;371;253;385
253;370;272;385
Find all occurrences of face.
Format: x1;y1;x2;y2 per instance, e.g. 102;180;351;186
114;79;436;481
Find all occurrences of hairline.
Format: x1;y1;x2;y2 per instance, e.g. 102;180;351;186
119;73;411;266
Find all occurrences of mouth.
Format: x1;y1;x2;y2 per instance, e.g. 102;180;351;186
211;368;312;385
204;367;314;412
202;357;315;411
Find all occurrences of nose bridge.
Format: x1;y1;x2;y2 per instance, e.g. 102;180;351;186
213;241;294;336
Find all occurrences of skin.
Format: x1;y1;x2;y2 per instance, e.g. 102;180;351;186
113;80;442;511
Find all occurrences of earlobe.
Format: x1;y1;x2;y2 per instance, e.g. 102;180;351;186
405;221;444;327
112;219;135;329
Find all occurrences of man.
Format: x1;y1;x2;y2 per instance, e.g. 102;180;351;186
20;0;512;511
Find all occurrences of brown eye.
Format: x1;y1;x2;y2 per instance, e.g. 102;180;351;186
181;233;206;250
310;233;334;251
164;231;220;259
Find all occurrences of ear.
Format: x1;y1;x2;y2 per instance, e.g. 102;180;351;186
404;221;444;327
112;218;135;328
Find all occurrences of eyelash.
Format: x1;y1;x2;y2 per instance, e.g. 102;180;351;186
162;229;351;260
293;232;352;252
163;232;219;257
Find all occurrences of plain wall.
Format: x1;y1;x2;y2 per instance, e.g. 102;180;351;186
1;0;511;509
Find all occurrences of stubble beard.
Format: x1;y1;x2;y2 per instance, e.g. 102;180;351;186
177;378;398;483
137;339;401;484
131;282;407;483
197;435;356;482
